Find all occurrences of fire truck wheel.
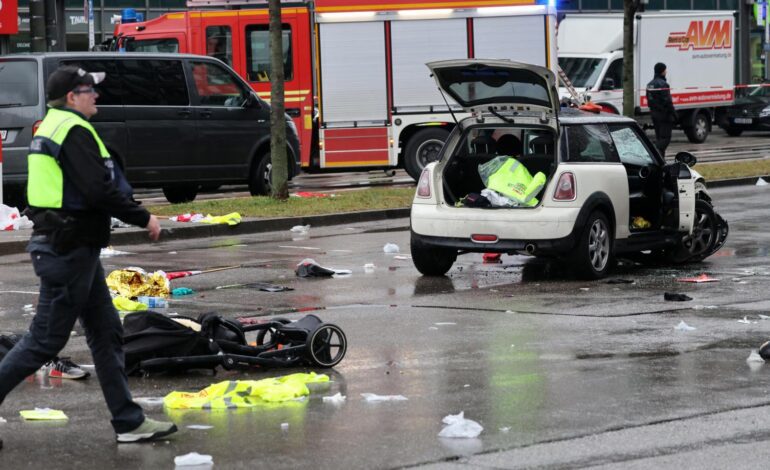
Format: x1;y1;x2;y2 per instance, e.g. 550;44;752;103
249;153;272;196
404;128;449;181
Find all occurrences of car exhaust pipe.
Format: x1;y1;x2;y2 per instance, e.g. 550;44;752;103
525;243;536;255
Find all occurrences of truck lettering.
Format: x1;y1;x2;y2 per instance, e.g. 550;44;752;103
665;20;732;51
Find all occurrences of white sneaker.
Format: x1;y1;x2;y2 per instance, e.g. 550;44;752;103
116;418;177;443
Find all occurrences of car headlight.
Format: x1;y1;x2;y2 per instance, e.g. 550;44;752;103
760;105;770;117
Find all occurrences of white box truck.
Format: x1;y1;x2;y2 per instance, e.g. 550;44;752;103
557;11;735;143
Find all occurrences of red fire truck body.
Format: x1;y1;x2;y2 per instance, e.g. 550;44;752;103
113;0;557;179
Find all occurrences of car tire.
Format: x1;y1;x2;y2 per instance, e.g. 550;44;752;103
404;128;449;181
669;199;718;263
684;112;710;143
571;211;613;279
410;233;457;276
162;185;198;204
724;127;743;137
249;153;272;196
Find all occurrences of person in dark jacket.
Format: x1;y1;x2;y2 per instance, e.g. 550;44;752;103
0;66;177;450
646;62;678;158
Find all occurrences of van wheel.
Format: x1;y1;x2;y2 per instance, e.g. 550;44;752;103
404;128;449;181
685;112;710;143
571;211;613;279
162;185;198;204
410;233;457;276
249;153;271;196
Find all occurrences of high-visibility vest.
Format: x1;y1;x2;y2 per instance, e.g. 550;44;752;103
27;108;111;208
486;158;546;207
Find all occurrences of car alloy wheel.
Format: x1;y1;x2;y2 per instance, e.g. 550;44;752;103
678;200;717;261
588;218;610;272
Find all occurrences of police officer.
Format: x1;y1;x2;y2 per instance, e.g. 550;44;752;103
646;62;678;158
0;66;176;448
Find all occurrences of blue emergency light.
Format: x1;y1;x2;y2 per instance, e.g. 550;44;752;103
121;8;138;23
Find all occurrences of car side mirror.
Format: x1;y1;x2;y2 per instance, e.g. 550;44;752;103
674;151;697;167
600;77;615;90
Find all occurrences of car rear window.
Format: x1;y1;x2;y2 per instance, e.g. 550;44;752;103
0;61;39;107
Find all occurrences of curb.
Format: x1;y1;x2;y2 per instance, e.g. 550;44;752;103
0;207;411;257
706;176;770;188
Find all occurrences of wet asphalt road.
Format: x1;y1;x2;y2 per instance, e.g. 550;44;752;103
1;185;770;469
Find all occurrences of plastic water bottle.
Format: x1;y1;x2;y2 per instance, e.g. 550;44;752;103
137;296;168;308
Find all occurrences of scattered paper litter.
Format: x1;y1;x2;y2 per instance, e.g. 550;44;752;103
438;411;483;438
169;251;178;255
23;304;34;312
760;314;770;320
674;321;696;331
290;225;310;233
170;213;205;223
322;392;346;404
383;243;400;253
429;327;439;330
186;425;214;430
281;422;289;432
757;177;769;186
434;322;457;326
100;247;131;258
393;255;412;260
20;408;68;421
499;427;510;433
579;288;590;291
364;263;376;273
676;274;720;283
361;393;408;402
174;452;213;467
747;350;765;363
0;417;7;424
738;316;752;324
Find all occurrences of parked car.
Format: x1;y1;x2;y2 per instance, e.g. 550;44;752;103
718;85;770;136
0;52;300;206
410;59;729;279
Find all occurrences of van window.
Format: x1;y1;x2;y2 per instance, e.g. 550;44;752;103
206;26;232;66
190;60;248;107
120;59;189;106
123;37;180;53
0;60;38;107
60;59;122;106
245;24;293;82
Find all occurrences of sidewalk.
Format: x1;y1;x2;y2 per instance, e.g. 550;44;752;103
0;207;411;256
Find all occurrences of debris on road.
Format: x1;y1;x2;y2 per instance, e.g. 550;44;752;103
215;282;293;292
290;225;311;233
664;292;692;301
166;265;241;280
169;213;204;223
111;217;132;228
323;393;346;404
438;411;483;438
0;204;32;231
760;314;770;320
164;373;330;409
360;393;408;402
172;287;196;296
20;408;68;421
737;316;756;324
137;296;168;309
292;191;332;198
281;422;289;432
747;350;765;363
606;279;634;284
100;247;131;258
383;243;400;253
174;452;213;467
200;212;242;226
186;425;214;430
483;253;502;263
107;268;170;298
674;321;696;331
394;255;412;260
112;296;148;312
757;177;768;186
364;263;376;273
676;274;720;283
133;397;165;406
296;258;352;277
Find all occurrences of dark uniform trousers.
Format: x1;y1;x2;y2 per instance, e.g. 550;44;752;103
652;116;673;159
0;236;144;433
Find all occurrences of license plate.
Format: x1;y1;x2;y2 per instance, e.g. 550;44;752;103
733;118;752;124
0;130;6;141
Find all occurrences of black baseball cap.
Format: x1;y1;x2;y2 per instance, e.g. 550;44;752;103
46;65;106;101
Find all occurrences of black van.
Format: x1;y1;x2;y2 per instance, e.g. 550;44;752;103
0;52;301;204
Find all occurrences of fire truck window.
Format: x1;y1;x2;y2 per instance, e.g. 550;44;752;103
119;59;189;106
205;26;232;66
123;37;179;53
245;24;293;82
191;60;248;107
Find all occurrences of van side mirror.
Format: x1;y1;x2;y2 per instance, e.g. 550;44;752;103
674;151;697;167
600;77;615;90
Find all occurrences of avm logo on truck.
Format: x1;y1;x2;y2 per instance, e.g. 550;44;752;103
665;20;732;51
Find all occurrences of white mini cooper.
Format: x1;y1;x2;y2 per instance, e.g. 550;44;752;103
410;59;728;279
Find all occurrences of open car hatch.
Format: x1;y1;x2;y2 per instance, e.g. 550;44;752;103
427;59;559;117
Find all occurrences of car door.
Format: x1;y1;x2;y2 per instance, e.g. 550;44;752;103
187;59;268;180
119;58;195;184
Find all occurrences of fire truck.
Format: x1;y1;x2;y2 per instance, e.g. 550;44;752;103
112;0;558;181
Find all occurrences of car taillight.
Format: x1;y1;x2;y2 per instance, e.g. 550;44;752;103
416;169;431;198
32;120;42;135
553;172;576;201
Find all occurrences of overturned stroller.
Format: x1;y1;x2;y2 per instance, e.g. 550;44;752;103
123;312;347;375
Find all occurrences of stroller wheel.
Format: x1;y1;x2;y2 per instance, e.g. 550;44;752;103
308;324;347;368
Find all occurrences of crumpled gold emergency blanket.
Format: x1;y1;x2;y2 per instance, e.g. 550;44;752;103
106;268;170;298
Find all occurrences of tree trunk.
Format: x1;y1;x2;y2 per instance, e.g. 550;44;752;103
268;0;289;200
622;0;637;117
